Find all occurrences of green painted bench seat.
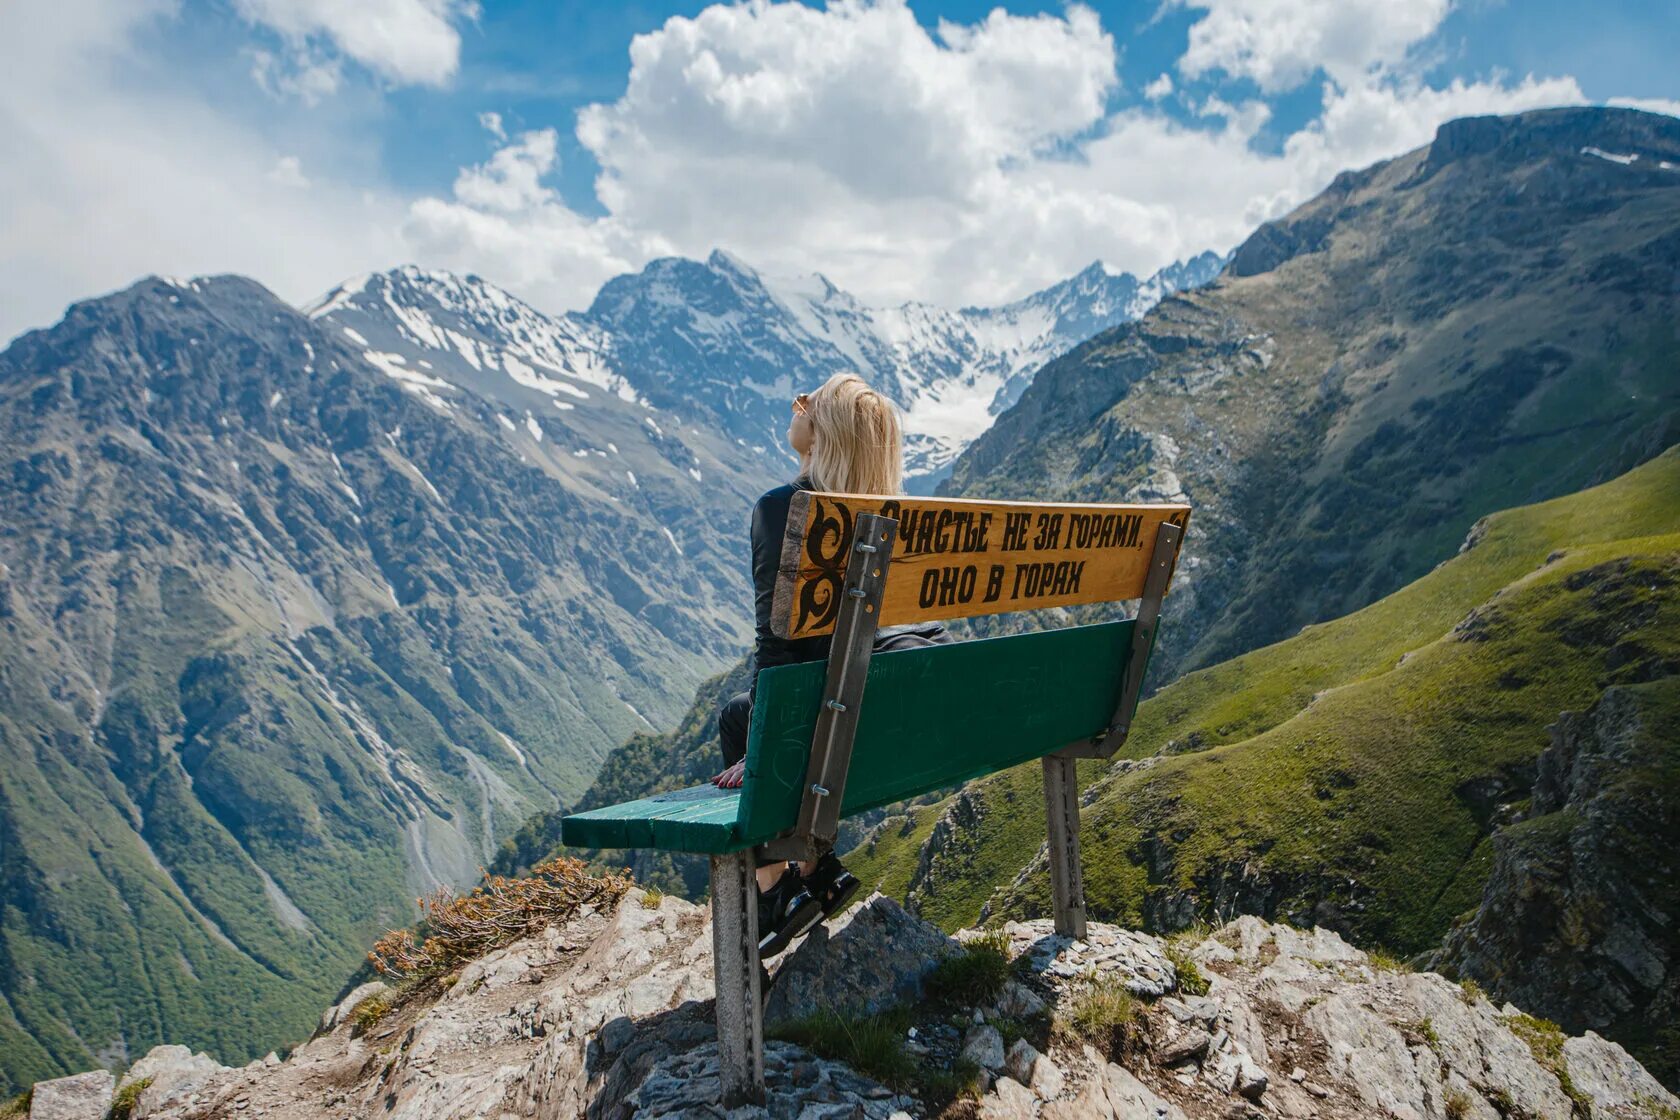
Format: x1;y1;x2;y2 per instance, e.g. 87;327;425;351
560;617;1151;855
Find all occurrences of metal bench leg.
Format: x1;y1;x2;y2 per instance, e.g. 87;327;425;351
1043;755;1088;940
711;851;765;1105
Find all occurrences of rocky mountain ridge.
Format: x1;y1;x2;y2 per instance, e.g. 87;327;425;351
1431;679;1679;1087
944;105;1680;683
308;250;1225;489
0;274;764;1094
21;884;1676;1119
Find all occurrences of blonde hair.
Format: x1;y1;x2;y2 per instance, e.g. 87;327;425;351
803;372;903;495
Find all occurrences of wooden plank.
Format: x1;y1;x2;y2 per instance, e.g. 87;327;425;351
563;614;1163;856
711;851;765;1106
736;619;1137;846
1042;755;1088;939
771;492;1189;639
560;788;741;853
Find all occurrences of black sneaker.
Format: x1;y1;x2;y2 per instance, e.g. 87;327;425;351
801;851;861;920
757;866;822;959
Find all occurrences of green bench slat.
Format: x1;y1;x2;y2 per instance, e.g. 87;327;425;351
560;618;1147;855
736;619;1138;845
562;789;742;853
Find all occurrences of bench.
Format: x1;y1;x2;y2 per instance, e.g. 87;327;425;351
561;492;1189;1104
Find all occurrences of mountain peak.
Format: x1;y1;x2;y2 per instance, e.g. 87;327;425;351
1231;104;1680;280
1428;104;1680;170
705;247;757;276
300;247;1220;486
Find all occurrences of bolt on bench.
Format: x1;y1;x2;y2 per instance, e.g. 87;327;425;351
561;492;1189;1104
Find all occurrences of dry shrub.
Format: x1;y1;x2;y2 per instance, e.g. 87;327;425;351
368;857;631;980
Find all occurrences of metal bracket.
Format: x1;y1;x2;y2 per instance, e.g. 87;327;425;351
1055;519;1183;761
757;512;896;863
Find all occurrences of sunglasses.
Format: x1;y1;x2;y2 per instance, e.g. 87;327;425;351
792;392;812;416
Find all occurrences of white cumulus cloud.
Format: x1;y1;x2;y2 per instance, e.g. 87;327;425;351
234;0;477;87
1175;0;1453;92
1607;95;1680;118
403;120;652;312
0;0;404;343
400;0;1589;311
0;0;1618;345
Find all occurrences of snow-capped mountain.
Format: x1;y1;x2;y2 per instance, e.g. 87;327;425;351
307;250;1225;491
303;266;768;531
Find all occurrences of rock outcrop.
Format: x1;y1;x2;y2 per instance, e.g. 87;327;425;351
764;894;959;1025
25;1070;112;1120
1434;680;1679;1087
53;889;1674;1120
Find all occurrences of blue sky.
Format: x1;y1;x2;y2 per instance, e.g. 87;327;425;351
3;1;1676;343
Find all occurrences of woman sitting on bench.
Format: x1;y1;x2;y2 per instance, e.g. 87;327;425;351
710;372;950;957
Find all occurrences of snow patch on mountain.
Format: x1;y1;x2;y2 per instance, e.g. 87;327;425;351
306;250;1225;488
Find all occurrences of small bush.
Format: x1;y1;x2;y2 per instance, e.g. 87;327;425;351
110;1077;153;1120
773;1010;916;1087
1368;949;1414;973
1637;1097;1680;1120
768;1009;981;1109
1057;973;1142;1059
369;857;631;980
1164;942;1210;997
352;993;393;1035
1459;979;1487;1006
1402;1018;1440;1050
925;930;1014;1007
1505;1012;1589;1114
0;1090;30;1120
639;886;665;909
1444;1089;1473;1120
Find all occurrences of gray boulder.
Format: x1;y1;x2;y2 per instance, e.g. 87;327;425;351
764;894;958;1024
117;1045;228;1116
962;1024;1007;1071
316;980;389;1036
1563;1032;1680;1116
28;1070;113;1120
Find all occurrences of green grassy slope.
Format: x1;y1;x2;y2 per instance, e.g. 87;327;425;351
847;445;1680;954
488;659;753;898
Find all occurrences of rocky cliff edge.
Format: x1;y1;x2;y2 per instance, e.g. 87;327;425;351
27;890;1678;1120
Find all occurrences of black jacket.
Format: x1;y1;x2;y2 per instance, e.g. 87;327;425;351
748;478;948;696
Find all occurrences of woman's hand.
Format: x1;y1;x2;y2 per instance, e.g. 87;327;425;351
712;760;746;789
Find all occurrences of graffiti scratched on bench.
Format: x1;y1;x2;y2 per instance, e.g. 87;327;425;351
771;492;1190;639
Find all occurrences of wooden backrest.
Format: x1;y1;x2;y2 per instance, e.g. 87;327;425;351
771;493;1190;639
735;619;1146;844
